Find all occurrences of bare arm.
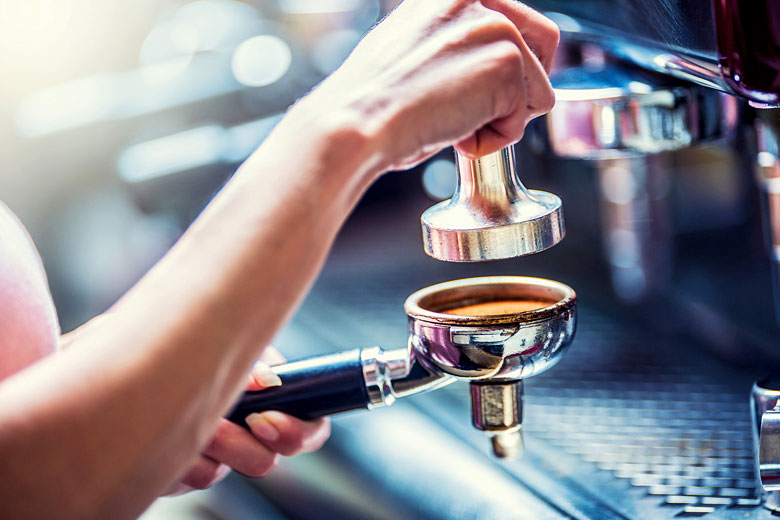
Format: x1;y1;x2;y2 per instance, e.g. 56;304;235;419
0;1;558;518
0;116;368;518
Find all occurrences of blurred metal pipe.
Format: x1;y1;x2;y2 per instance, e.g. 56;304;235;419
542;62;735;302
596;155;672;302
755;116;780;326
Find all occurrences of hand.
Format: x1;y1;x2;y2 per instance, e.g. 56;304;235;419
164;347;331;495
296;0;559;171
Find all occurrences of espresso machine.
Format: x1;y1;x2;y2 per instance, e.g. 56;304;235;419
32;0;778;518
216;0;780;514
232;2;780;518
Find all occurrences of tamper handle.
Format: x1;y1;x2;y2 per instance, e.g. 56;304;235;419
226;348;370;425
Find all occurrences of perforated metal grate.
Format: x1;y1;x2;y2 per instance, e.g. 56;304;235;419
309;260;766;518
525;313;761;517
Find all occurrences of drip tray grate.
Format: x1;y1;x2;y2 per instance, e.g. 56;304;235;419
524;311;761;517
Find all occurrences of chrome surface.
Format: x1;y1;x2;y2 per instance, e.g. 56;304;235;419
421;147;564;262
258;251;771;519
404;276;576;457
547;64;734;159
355;276;576;457
471;380;525;458
490;429;523;459
404;276;576;382
470;381;524;431
760;409;780;491
755;116;780;326
541;62;736;303
387;351;456;400
361;345;411;408
596;155;673;302
361;344;456;408
360;276;576;457
547;11;780;106
752;377;780;512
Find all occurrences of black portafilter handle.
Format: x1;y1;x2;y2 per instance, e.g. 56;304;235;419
226;348;371;425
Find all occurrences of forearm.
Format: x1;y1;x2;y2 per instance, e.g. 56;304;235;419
0;109;380;519
0;0;560;515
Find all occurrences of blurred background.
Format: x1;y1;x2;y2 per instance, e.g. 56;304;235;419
0;0;400;331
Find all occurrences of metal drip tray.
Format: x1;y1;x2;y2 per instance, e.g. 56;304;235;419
259;272;767;519
241;202;775;519
521;312;762;518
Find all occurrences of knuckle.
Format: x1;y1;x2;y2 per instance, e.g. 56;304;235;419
491;41;523;72
542;18;561;46
539;84;556;112
528;84;555;117
481;10;517;37
244;453;278;478
527;89;555;118
281;430;307;456
204;435;223;455
186;469;218;490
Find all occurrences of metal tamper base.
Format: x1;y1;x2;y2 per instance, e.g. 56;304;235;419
421;146;564;262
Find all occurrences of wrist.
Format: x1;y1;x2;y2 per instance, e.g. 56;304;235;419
232;98;387;223
284;93;389;179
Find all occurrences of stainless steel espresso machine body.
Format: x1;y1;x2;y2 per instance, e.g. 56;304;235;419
524;1;780;516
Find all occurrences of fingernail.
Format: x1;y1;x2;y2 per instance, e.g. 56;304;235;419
215;464;231;482
246;413;280;442
251;361;282;388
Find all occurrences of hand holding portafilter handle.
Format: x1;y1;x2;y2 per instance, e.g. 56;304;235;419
226;276;578;459
227;349;380;424
225;349;527;459
226;345;448;424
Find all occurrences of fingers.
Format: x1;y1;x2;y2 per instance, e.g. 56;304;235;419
202;419;280;478
246;411;331;457
447;1;554;157
480;0;560;73
455;34;554;157
245;359;282;391
259;345;287;365
175;455;230;491
245;345;286;391
163;482;193;496
197;412;330;486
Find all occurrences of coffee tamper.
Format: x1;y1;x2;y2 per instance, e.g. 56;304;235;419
421;146;565;262
414;145;567;456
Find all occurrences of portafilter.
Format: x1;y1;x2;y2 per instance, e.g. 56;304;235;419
227;276;577;458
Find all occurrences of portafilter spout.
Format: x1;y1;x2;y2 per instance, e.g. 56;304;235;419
226;276;577;459
421;146;565;262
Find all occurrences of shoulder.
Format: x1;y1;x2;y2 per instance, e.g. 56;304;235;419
0;202;60;380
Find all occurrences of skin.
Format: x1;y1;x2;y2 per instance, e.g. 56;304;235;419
0;0;558;518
